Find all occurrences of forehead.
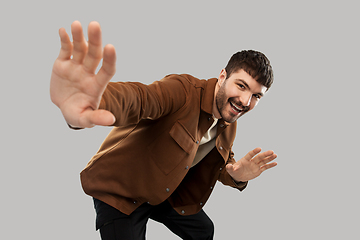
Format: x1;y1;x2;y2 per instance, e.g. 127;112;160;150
229;69;267;94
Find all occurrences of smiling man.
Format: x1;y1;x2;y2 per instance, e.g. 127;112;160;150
50;21;277;240
213;68;267;123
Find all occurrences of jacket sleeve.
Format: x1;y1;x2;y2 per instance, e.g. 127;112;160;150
218;149;248;191
98;75;190;127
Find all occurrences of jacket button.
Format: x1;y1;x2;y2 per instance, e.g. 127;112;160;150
181;210;185;214
220;124;224;127
200;202;203;206
166;188;170;192
210;186;213;190
208;117;211;121
133;201;137;204
219;167;223;171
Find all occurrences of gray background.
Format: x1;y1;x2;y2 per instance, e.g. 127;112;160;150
1;0;359;239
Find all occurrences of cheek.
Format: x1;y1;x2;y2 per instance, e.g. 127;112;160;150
249;100;259;110
226;89;241;100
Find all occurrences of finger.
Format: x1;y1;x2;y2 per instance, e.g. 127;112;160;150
253;150;274;164
244;147;262;161
260;162;278;172
80;109;116;128
71;21;88;64
88;109;116;126
96;44;116;86
83;21;103;73
58;27;73;60
225;164;235;176
258;153;277;166
226;164;234;172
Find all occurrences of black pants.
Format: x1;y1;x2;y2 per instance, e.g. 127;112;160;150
93;198;214;240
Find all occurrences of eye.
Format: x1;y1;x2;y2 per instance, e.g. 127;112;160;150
237;83;245;89
253;94;262;100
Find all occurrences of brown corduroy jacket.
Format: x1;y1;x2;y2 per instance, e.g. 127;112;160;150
80;74;247;216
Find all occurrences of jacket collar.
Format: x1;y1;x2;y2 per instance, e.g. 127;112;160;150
201;77;217;115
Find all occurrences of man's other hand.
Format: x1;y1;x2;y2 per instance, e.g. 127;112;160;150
226;147;278;182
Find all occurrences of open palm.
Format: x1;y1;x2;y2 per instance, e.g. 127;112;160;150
226;147;278;182
50;21;116;128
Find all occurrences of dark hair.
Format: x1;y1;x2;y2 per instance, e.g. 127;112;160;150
225;50;274;90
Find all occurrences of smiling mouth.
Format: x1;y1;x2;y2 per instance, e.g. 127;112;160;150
230;102;243;114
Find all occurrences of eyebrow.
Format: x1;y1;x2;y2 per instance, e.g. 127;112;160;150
236;79;264;97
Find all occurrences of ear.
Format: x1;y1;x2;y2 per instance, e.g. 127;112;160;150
218;69;227;86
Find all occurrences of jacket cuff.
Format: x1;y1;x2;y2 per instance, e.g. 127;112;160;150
67;123;84;130
232;178;248;191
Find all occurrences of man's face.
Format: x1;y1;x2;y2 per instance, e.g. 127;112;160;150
213;69;267;123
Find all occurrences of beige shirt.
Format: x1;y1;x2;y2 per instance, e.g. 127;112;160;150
191;117;218;167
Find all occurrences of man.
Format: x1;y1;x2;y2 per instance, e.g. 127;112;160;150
50;21;278;240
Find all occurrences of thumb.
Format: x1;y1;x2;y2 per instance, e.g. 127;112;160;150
89;109;116;126
80;109;115;127
226;164;235;174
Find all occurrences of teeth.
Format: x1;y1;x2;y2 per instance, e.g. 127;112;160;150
231;102;242;112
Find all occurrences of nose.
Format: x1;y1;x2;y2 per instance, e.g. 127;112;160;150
240;93;252;107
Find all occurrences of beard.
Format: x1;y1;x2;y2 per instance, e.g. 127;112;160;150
215;85;249;123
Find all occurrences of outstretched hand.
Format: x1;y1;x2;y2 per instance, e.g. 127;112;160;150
226;148;278;182
50;21;116;128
